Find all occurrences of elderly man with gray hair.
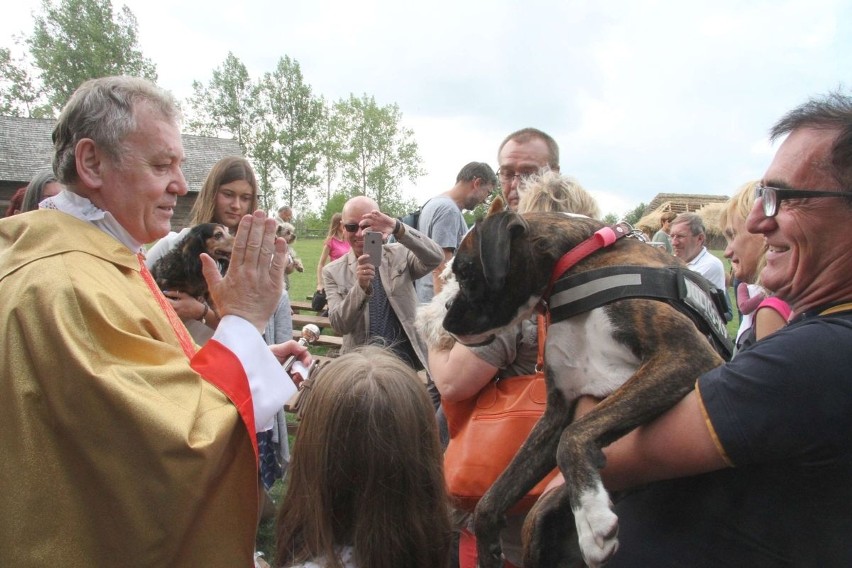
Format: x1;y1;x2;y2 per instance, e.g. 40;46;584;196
0;76;310;566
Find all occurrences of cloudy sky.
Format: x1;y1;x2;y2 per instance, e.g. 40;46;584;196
4;0;851;216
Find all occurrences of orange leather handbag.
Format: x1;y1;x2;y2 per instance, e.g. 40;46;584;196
442;313;559;514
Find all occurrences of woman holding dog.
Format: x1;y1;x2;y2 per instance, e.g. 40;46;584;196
427;171;599;568
145;156;259;342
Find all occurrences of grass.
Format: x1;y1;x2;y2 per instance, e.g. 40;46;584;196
287;237;327;304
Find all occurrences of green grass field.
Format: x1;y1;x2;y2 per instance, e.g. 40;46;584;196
286;237;327;304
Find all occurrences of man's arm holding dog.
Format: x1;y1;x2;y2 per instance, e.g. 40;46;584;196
575;390;728;491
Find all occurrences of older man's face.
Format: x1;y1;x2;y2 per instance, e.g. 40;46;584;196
670;222;704;262
95;102;187;244
746;126;852;309
498;138;552;211
341;200;372;256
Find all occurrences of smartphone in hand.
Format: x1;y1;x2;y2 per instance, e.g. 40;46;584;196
364;231;383;267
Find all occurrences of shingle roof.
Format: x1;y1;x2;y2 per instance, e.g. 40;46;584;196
0;115;241;192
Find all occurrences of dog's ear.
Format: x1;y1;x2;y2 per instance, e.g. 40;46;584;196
478;212;528;291
487;196;506;217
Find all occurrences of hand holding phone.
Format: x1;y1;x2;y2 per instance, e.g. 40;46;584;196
364;231;383;267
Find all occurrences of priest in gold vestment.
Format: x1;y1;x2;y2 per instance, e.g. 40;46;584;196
0;76;309;567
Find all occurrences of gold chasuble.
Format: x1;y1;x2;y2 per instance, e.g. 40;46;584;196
0;211;258;567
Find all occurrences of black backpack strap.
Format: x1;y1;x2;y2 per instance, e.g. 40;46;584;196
549;265;733;361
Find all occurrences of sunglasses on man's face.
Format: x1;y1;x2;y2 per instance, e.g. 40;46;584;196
343;223;361;233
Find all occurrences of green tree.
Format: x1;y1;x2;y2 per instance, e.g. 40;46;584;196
186;52;255;153
28;0;157;113
334;93;425;214
256;56;323;211
316;97;344;203
0;47;52;117
622;202;647;226
602;212;619;225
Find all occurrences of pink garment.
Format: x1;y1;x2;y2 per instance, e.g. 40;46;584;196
327;236;351;261
755;296;792;322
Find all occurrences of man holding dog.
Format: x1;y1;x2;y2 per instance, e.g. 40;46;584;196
0;76;311;566
497;127;560;210
584;92;852;566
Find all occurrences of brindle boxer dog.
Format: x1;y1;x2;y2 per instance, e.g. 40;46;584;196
441;199;725;568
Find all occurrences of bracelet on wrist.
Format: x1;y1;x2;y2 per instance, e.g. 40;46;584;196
199;302;210;324
393;218;402;236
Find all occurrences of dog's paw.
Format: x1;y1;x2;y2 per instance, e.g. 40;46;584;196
573;481;619;568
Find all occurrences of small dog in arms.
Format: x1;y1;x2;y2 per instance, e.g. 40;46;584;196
420;198;729;567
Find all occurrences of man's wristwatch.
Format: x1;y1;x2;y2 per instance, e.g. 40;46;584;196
393;219;402;236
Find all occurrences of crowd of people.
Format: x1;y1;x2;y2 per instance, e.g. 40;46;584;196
2;74;851;567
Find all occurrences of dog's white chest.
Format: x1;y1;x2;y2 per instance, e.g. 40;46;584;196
545;307;639;400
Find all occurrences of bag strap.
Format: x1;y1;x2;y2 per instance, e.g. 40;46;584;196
535;312;548;372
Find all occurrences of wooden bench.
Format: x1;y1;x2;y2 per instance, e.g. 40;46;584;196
291;328;342;348
292;313;331;329
290;299;318;314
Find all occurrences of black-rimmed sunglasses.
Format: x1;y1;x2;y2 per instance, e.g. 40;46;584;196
343;223;361;233
755;183;852;217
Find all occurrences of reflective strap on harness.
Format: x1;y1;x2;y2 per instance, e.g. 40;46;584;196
549;264;733;361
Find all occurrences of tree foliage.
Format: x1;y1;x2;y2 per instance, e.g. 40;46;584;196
334;93;425;214
27;0;157;114
622;202;647;226
255;56;323;211
186;52;255;152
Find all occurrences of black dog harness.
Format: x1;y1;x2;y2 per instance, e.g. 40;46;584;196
540;223;733;361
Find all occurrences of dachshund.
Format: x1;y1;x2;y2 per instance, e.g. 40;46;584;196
150;223;234;301
423;198;729;567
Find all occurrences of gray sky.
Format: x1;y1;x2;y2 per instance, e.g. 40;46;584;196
4;0;851;216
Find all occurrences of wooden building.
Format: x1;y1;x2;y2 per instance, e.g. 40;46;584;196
0;115;241;229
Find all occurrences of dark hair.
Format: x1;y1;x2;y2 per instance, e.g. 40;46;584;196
52;76;179;186
189;156;258;225
22;170;60;212
276;347;452;568
456;161;497;185
771;90;852;189
498;127;560;170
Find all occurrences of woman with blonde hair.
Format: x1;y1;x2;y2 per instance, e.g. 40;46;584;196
313;212;350;313
276;346;452;568
429;172;601;567
315;213;350;291
719;180;790;352
517;170;600;218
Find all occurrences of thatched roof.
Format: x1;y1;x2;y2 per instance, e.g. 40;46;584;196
638;193;730;233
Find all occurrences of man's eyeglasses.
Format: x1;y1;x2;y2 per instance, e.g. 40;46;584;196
497;168;536;184
754;183;852;217
343;223;361;233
